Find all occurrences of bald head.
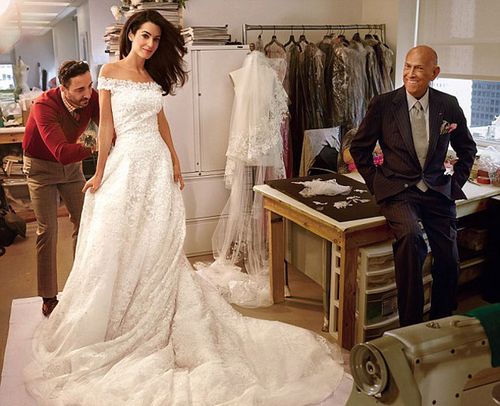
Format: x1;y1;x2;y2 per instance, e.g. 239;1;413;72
407;45;438;66
403;45;440;99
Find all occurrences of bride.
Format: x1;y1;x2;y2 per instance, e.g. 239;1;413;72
24;10;344;405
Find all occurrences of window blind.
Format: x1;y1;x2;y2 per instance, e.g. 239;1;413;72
417;0;500;81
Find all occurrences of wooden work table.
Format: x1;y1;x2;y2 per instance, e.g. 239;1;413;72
254;173;500;350
0;127;25;144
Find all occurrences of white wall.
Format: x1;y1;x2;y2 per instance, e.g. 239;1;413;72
361;0;399;52
395;0;418;87
76;1;91;60
87;0;117;67
184;0;364;44
0;52;13;64
75;0;404;74
8;0;405;88
52;13;79;69
14;30;56;89
80;0;368;58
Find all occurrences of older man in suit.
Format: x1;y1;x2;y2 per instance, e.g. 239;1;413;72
350;46;477;326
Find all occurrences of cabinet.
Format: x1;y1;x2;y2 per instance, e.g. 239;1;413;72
164;45;249;255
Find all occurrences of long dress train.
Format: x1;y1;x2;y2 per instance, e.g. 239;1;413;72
24;77;344;405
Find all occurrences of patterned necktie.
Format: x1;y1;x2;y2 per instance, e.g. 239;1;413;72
410;101;428;191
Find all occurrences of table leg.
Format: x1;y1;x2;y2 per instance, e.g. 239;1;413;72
338;246;358;350
322;242;332;332
268;211;285;304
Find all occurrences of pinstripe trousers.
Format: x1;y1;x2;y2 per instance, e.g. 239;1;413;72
379;186;459;326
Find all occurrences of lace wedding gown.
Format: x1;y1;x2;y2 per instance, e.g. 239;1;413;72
24;77;344;405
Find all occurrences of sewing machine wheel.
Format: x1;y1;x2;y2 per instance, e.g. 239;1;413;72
350;342;388;396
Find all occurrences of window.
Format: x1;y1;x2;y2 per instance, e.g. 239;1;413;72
0;64;16;104
418;0;500;146
433;77;500;144
0;64;15;91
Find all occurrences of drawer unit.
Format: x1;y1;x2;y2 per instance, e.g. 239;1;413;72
354;238;433;344
356;274;432;327
360;253;432;291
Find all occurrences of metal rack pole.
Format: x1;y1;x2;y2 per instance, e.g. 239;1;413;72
242;23;386;44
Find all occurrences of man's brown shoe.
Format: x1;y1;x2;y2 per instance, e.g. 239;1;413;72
42;297;59;317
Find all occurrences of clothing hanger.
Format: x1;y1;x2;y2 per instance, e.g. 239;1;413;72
264;26;285;51
322;26;333;41
298;25;308;44
364;25;374;40
284;27;297;47
284;27;302;52
336;26;349;46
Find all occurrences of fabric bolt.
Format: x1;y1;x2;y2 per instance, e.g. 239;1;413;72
24;76;344;405
410;101;429;191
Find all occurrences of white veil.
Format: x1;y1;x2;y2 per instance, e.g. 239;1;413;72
195;51;288;307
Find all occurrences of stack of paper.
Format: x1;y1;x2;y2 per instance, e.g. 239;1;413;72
125;1;183;28
104;23;123;55
181;26;230;45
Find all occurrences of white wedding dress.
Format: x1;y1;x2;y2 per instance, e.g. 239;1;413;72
24;77;344;405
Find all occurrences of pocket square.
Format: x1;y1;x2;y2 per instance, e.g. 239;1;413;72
440;120;457;135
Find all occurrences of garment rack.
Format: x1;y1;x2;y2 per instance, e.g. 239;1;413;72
242;24;386;45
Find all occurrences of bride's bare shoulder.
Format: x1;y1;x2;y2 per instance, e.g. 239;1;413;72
99;62;121;79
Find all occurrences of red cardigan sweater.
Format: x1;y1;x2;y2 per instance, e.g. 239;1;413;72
23;87;99;165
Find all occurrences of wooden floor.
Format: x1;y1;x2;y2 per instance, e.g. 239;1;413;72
0;216;344;381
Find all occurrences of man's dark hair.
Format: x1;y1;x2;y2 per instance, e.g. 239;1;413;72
58;60;90;87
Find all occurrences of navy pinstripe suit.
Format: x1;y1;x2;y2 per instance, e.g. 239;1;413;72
351;86;477;325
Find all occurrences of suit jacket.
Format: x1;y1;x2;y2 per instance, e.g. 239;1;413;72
350;86;477;203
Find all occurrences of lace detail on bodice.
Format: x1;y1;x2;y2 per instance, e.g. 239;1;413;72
98;77;163;141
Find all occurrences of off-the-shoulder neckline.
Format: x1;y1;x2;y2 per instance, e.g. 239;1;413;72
99;76;158;86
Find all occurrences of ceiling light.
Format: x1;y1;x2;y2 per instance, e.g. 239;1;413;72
6;20;51;25
21;12;58;17
23;2;71;6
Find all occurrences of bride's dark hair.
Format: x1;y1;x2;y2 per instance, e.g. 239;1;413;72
119;10;187;95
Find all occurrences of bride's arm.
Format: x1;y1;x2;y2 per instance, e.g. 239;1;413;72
158;108;184;190
82;84;115;193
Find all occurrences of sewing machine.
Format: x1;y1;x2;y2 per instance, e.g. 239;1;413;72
347;314;500;405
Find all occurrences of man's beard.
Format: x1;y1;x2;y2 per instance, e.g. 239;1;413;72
71;98;89;108
66;93;89;108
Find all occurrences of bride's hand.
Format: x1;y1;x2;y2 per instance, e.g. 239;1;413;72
82;174;102;193
173;161;184;190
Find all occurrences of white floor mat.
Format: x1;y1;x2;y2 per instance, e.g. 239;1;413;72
1;297;353;405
